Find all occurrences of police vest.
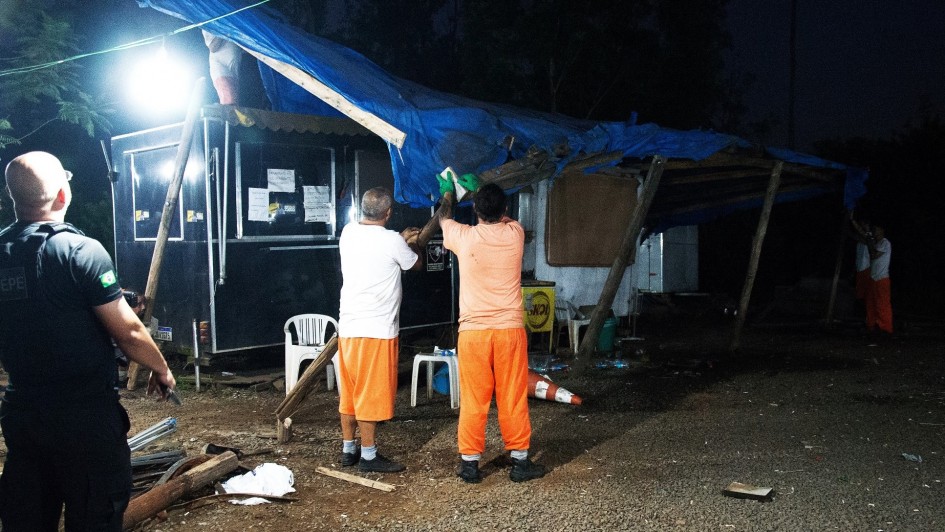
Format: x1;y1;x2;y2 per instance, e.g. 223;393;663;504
0;222;83;306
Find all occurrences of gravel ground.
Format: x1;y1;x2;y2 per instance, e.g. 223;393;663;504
3;314;943;531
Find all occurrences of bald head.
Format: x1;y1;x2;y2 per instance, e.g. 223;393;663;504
4;151;72;222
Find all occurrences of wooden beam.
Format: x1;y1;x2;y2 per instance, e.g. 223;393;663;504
663;153;838;183
653;178;825;211
824;208;849;324
123;451;240;530
128;77;207;390
315;466;396;492
275;335;338;422
243;48;407;149
559;151;624;176
574;156;665;370
662;168;771;185
729;161;783;352
478;146;554;190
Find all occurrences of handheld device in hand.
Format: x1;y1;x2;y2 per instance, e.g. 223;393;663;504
160;384;183;406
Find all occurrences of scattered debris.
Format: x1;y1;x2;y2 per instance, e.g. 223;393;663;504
128;417;177;452
722;481;774;501
123;451;240;530
902;453;923;463
220;463;296;505
203;442;274;461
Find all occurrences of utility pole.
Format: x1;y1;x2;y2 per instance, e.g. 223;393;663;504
788;0;797;149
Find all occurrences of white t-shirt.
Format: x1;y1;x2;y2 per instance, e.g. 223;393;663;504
338;222;418;339
855;242;871;272
870;238;891;280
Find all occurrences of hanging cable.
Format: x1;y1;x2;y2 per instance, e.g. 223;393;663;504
0;0;271;78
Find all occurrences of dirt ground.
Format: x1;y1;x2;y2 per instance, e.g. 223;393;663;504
2;308;944;531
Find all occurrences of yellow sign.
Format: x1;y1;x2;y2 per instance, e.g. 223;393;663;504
522;286;555;333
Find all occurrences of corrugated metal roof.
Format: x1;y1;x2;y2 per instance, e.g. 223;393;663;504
202;105;373;138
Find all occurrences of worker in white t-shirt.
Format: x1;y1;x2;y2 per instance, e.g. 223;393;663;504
336;187;422;473
866;224;893;335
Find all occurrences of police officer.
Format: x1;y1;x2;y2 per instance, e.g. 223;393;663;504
0;151;176;531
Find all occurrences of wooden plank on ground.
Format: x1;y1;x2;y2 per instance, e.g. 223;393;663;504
315;466;396;492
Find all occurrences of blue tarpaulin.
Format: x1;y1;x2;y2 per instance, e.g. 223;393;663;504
139;0;867;223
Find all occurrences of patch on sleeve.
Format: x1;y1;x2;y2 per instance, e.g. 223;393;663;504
99;270;117;288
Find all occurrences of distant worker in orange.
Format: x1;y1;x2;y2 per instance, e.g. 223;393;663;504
438;175;546;484
866;224;893;335
337;187;422;473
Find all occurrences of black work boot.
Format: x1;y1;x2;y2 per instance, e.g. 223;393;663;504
340;447;360;467
358;453;406;473
509;457;546;482
458;460;482;484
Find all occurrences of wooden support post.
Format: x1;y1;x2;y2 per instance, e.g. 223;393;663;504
574;156;665;371
276;336;338;418
729;161;783;352
123;450;239;530
824;207;849;325
128;77;207;390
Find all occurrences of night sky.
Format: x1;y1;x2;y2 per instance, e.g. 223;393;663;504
90;0;945;151
6;1;944;200
725;0;945;150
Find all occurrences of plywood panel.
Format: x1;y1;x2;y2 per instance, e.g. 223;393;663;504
546;173;638;266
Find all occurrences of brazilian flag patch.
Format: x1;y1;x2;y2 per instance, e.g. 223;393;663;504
99;270;117;288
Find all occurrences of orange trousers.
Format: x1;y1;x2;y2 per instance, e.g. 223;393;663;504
854;269;871;300
457;328;532;456
337;337;399;421
866;277;893;333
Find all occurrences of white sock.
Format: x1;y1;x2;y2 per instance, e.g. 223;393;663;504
510;449;528;461
342;439;357;453
461;454;481;462
362;444;377;461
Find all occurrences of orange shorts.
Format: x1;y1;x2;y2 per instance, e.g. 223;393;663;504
337;337;399;421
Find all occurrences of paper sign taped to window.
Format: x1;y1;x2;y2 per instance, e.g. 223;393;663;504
267;168;295;192
248;187;270;221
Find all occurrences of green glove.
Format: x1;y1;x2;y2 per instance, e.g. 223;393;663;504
436;170;455;195
456;173;481;193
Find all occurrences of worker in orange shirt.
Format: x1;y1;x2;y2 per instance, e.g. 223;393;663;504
438;175;546;483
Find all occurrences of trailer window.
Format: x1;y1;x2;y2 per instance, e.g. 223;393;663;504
130;146;187;241
235;142;335;240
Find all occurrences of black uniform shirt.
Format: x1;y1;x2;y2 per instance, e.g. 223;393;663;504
0;222;123;406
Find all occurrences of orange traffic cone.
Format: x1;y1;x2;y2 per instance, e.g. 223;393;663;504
527;370;582;405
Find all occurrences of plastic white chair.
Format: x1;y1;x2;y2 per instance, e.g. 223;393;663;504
283;314;339;396
553;303;572;352
410;352;459;409
553;300;590;354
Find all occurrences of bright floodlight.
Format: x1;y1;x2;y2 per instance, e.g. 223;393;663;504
127;45;193;116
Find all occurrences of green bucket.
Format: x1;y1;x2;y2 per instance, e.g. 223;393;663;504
597;317;617;352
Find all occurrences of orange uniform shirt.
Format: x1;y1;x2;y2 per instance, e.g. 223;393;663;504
441;218;525;330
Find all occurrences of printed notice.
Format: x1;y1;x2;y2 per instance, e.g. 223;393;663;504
267;168;296;192
303;185;330;206
304;203;331;223
248;187;270;221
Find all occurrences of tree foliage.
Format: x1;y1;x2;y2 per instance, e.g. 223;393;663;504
814;107;945;315
331;0;738;130
0;5;112;150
